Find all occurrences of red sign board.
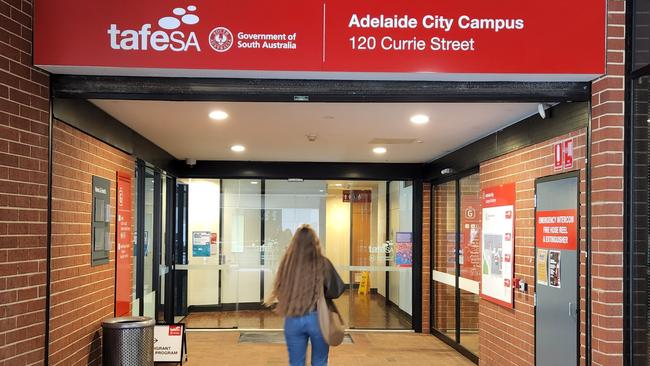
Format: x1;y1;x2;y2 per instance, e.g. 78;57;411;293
554;142;564;171
553;138;575;171
115;172;132;317
34;0;605;80
536;209;578;250
480;182;516;308
342;190;372;203
564;139;574;169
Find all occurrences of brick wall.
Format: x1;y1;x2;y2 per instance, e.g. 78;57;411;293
589;0;626;364
421;183;431;334
479;129;587;366
49;120;134;365
0;0;49;364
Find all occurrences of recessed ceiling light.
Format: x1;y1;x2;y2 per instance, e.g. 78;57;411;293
209;110;229;120
373;147;387;154
231;145;245;152
250;181;258;185
410;114;430;125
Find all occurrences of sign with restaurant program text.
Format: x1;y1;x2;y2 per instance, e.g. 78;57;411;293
34;0;605;80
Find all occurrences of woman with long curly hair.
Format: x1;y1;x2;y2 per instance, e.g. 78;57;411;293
265;224;344;366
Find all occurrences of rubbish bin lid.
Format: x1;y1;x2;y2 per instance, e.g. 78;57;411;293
102;316;155;329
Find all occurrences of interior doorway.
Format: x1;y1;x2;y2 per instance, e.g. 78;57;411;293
173;179;414;330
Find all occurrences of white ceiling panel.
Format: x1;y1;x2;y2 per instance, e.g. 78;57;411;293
90;100;540;163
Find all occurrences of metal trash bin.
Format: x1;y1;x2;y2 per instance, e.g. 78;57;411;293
102;316;155;366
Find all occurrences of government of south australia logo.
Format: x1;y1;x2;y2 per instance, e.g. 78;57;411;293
209;27;234;52
108;5;201;52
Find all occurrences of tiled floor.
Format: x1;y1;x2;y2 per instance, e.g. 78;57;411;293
182;292;412;330
184;331;475;366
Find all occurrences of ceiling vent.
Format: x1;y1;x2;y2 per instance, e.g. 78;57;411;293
368;138;417;145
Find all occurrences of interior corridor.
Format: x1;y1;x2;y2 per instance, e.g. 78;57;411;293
184;332;474;366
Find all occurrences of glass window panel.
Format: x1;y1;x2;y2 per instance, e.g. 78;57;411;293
631;75;650;364
143;168;155;318
433;181;457;337
459;174;480;354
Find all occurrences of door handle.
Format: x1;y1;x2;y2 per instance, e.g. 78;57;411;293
568;302;574;318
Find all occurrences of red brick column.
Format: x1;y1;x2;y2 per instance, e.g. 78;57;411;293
0;0;50;364
422;183;431;333
589;0;626;364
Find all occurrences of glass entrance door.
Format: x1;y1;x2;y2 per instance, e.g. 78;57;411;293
178;178;414;330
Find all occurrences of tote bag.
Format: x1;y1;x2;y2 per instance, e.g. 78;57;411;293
317;293;345;346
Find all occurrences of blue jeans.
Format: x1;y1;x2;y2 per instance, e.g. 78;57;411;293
284;311;329;366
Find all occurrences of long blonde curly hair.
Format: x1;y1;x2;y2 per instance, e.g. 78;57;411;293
265;225;325;317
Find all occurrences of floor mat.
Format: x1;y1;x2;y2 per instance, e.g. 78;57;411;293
238;332;353;344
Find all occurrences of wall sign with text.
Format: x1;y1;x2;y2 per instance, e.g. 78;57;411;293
115;172;132;317
34;0;605;80
480;183;516;308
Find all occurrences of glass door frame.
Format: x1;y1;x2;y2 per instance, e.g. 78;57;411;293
430;168;480;364
133;159;176;324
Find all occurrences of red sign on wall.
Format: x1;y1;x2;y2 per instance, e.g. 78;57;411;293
115;172;132;317
564;139;574;169
535;209;578;250
554;142;564;171
480;182;516;309
34;0;605;80
553;138;575;171
342;190;372;202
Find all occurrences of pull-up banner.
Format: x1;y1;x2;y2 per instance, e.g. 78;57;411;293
34;0;605;81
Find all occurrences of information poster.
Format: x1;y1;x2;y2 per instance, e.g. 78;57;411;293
115;172;132;317
210;232;218;256
154;324;185;362
548;250;561;288
192;231;211;257
395;232;413;267
480;183;516;308
536;249;548;286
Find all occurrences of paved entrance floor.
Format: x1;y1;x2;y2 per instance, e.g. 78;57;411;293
184;331;474;365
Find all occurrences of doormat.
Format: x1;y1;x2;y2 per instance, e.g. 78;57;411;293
238;332;353;344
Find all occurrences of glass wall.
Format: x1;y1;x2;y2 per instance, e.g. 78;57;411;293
131;162;174;324
629;1;650;362
177;179;414;330
432;172;480;358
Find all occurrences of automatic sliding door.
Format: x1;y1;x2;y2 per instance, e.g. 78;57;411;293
432;173;481;358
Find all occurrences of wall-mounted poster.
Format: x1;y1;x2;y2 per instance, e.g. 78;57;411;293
480;183;516;308
192;231;211;257
548;250;561;288
395;232;413;267
536;249;548;286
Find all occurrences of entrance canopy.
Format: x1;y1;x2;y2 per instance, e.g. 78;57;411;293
35;0;605;81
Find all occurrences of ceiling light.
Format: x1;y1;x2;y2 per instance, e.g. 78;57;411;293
410;114;430;125
373;147;387;154
335;183;342;187
250;181;258;185
209;110;229;120
231;145;245;152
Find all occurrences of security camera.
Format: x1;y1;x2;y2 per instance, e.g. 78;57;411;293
538;103;551;119
186;158;197;166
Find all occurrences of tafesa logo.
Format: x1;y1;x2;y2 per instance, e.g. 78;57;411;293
107;5;201;52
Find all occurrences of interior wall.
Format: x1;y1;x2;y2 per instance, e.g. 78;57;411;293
183;179;220;306
325;190;350;284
